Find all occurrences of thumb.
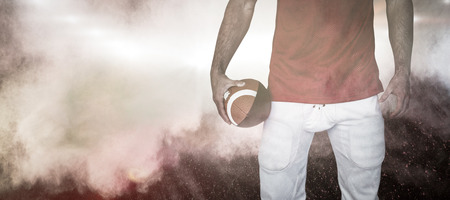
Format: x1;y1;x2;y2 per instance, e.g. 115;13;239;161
379;90;391;102
234;80;246;87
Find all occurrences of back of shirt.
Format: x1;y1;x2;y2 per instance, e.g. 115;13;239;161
269;0;383;104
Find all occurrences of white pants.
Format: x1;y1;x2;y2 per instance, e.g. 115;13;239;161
259;96;385;200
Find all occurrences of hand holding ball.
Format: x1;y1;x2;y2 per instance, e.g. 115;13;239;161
224;79;271;127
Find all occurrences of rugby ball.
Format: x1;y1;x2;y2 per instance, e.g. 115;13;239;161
224;79;271;127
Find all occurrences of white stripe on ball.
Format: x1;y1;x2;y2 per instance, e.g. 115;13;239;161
226;89;257;126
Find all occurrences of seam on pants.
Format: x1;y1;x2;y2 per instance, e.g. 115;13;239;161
289;104;305;199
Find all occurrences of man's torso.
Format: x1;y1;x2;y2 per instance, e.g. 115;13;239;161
269;0;383;104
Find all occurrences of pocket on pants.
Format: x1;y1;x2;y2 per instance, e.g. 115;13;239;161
258;121;296;171
348;116;385;169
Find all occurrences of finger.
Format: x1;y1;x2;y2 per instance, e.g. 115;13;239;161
221;80;244;96
234;80;245;87
214;92;230;124
216;100;231;124
390;95;404;118
219;81;243;124
379;89;391;102
397;95;410;117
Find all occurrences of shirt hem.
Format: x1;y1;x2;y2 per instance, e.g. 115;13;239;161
271;89;384;104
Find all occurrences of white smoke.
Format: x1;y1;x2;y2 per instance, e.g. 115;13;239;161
0;0;263;197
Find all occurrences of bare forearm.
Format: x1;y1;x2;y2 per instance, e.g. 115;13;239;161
210;0;256;77
380;0;413;117
386;0;414;75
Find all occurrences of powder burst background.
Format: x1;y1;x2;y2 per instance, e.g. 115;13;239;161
0;0;448;199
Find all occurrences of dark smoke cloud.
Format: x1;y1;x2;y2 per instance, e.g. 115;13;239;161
378;77;449;199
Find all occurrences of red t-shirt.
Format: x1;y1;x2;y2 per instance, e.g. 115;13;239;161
269;0;383;104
